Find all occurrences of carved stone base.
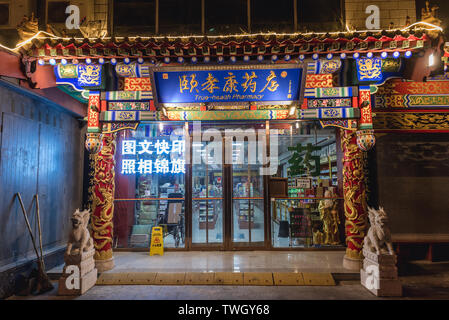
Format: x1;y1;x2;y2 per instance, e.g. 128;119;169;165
58;248;97;296
363;259;398;280
360;269;402;297
58;268;98;296
63;248;95;265
343;255;363;270
95;257;115;272
360;249;402;297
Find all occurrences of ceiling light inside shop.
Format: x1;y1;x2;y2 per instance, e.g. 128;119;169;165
429;53;435;66
289;106;296;116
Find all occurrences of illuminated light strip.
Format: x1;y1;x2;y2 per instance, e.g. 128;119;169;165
0;22;441;52
114;198;186;201
273;197;344;200
13;30;59;51
0;43;18;54
113;197;266;201
401;21;443;32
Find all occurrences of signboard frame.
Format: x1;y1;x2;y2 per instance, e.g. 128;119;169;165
149;63;306;108
295;177;312;189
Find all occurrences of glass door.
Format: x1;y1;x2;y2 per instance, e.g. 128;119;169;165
189;124;266;250
231;141;265;248
191;140;224;247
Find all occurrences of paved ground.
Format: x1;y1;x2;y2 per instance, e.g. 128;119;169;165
8;261;449;300
7;256;449;300
8;280;379;300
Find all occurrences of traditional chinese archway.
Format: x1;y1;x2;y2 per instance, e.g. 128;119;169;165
18;26;443;271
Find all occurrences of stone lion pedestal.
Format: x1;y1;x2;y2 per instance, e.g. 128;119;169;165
58;248;98;295
360;248;402;297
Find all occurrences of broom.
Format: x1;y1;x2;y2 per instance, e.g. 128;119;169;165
16;193;54;294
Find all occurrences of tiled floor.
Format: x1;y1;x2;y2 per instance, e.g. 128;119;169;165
11;260;449;300
48;250;352;274
8;281;380;300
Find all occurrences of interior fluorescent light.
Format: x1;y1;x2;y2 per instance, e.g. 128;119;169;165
429;53;435;67
289;106;296;116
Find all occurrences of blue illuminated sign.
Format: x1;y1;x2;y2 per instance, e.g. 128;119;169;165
153;66;304;104
121;139;185;175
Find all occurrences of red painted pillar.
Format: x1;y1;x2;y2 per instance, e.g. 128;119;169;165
341;129;368;270
91;133;116;272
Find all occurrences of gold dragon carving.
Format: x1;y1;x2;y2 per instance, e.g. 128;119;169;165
90;134;116;260
341;130;368;259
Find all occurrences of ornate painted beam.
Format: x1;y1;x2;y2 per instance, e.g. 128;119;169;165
304;86;358;98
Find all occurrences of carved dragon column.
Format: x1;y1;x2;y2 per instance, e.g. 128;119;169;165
91;133;116;272
341;129;368;270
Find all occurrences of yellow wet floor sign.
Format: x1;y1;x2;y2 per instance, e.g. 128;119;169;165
149;226;164;256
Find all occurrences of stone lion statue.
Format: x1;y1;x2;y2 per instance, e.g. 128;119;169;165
363;207;394;255
66;209;94;256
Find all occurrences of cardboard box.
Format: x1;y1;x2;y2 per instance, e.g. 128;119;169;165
328;186;337;195
167;202;182;224
316;187;324;198
322;179;331;187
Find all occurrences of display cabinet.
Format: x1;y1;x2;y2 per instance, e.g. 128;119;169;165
271;197;344;248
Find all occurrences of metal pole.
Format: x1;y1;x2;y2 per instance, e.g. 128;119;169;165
293;0;298;32
16;193;40;263
247;0;251;33
206;148;209;244
35;194;45;270
155;0;159;35
201;0;205;34
108;0;114;36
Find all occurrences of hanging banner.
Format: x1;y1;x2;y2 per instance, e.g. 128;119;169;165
151;65;305;105
359;86;374;129
87;92;100;133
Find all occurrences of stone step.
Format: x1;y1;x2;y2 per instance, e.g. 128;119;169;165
49;270;360;283
91;272;340;286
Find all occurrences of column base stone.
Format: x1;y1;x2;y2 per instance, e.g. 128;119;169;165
95;257;115;272
343;255;363;270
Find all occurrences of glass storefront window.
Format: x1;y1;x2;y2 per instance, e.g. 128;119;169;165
272;198;343;248
114;123;186;249
113;121;343;250
270;122;344;248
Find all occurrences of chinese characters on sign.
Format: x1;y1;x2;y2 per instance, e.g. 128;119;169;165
359;86;373;129
154;67;304;104
87;93;100;133
121;139;186;175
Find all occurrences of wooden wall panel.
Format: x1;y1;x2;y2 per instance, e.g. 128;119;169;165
0;113;39;264
0;83;84;268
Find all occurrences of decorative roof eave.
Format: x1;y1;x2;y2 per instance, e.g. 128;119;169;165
7;25;443;64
